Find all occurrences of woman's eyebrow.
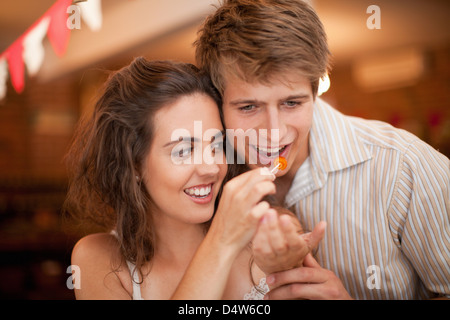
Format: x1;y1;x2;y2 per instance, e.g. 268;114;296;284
163;136;200;148
163;130;225;147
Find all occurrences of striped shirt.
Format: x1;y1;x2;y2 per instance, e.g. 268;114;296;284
285;98;450;300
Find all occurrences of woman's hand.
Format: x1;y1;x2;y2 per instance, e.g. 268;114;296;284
252;216;326;275
172;167;277;300
208;167;277;256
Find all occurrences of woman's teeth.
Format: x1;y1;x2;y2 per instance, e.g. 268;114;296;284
184;184;212;198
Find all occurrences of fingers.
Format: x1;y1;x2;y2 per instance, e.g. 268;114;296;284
264;260;354;300
266;265;327;290
265;210;288;255
279;215;309;262
208;168;278;255
248;201;271;224
222;167;276;208
264;282;326;300
253;212;311;275
246;181;277;207
304;221;327;250
254;211;296;258
279;215;304;250
303;252;321;268
252;213;272;258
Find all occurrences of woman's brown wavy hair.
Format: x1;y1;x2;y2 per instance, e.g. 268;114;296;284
63;57;222;280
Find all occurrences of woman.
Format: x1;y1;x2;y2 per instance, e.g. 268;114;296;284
65;57;323;299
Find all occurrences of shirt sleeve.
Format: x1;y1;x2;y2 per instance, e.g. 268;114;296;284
388;138;450;296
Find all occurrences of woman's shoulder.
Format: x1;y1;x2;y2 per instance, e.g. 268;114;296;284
71;233;133;299
72;233;120;262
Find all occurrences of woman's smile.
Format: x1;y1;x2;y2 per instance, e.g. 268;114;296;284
183;183;214;204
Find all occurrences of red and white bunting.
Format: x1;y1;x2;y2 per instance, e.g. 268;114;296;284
0;0;102;99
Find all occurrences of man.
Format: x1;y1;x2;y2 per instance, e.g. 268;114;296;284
195;0;449;299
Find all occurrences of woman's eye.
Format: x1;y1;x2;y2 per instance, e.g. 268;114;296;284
211;141;224;154
179;148;190;157
173;146;193;158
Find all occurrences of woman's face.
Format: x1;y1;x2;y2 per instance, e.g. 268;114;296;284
143;93;227;226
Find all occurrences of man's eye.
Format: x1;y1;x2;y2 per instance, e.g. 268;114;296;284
239;105;256;112
284;101;300;108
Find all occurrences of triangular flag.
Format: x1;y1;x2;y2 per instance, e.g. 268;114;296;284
79;0;102;32
0;58;8;100
47;0;73;57
6;40;25;93
23;17;50;76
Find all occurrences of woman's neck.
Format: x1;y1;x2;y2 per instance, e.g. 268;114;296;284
152;216;207;268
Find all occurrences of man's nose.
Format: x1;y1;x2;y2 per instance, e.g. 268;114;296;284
262;106;287;144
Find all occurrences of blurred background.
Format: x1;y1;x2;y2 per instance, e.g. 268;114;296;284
0;0;448;299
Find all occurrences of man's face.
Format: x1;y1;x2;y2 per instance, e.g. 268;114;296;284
222;73;314;180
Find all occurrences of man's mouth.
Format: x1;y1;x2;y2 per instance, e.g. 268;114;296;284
253;144;289;158
247;143;291;166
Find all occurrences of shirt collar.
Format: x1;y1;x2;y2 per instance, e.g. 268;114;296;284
284;98;372;207
310;98;372;173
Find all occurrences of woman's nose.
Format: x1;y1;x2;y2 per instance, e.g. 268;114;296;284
195;149;222;176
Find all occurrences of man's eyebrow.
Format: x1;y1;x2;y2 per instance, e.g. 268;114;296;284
282;94;311;101
163;136;200;148
228;94;311;106
228;99;266;106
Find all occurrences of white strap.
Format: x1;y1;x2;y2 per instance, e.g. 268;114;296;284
111;230;143;300
126;261;143;300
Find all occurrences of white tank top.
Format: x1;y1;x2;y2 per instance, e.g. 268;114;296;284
125;259;269;300
111;231;269;300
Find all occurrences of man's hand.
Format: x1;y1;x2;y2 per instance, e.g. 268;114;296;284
252;217;326;275
264;253;354;300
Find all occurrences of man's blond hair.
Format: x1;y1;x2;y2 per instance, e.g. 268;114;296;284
195;0;332;97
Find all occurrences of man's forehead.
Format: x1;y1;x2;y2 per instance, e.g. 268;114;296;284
222;72;312;100
222;70;310;92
